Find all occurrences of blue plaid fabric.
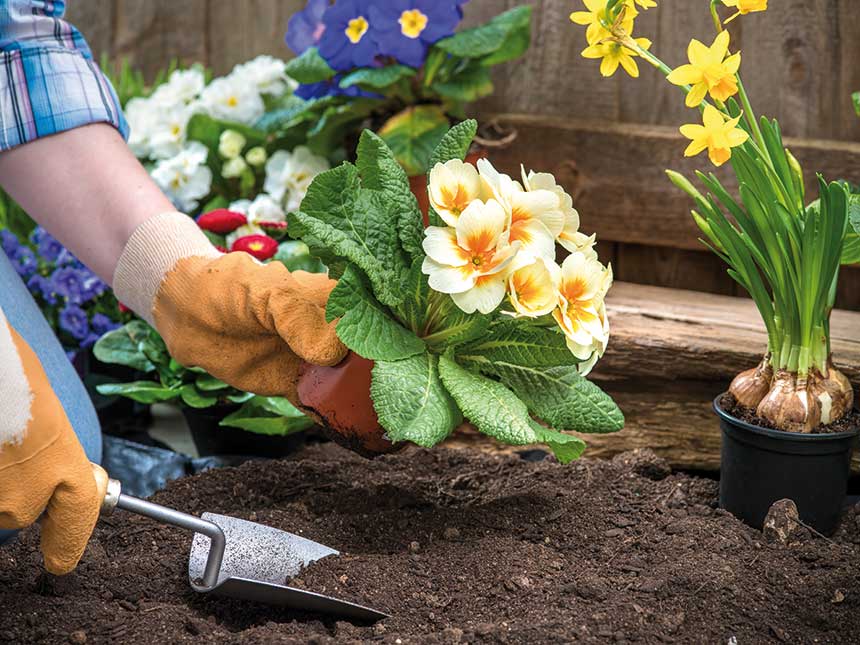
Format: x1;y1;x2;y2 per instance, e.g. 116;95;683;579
0;0;128;150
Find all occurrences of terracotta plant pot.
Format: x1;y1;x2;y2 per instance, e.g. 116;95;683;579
409;150;487;226
296;352;399;458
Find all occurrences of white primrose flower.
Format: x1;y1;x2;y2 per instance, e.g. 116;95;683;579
150;141;213;212
264;146;330;212
552;252;613;368
218;129;247;159
151;67;206;106
422;199;521;314
506;256;561;318
125;97;157;158
428;159;486;227
231;55;294;96
477;159;562;267
197;75;265;125
228;194;285;224
148;103;194;160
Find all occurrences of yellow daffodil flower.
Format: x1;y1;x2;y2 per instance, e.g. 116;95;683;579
626;0;657;9
680;104;749;167
421;199;520;314
507;257;561;318
428;159;487;226
582;37;652;78
667;31;740;108
722;0;767;23
570;0;637;45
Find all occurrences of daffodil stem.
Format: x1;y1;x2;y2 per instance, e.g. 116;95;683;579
709;0;724;34
626;39;673;77
735;75;768;156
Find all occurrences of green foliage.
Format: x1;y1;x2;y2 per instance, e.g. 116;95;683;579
371;353;461;447
93;320;156;372
853;91;860;117
434;7;532;63
284;47;335;84
340;65;415;89
377;105;451;176
220;397;313;436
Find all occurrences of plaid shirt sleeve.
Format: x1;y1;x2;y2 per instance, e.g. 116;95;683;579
0;0;128;151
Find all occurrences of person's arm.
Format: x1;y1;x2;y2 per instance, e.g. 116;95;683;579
0;123;173;281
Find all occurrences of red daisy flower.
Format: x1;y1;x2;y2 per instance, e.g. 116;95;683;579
197;209;248;234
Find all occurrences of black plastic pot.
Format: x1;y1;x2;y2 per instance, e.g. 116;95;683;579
714;395;859;535
182;405;305;459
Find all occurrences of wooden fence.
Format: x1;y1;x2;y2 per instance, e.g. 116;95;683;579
68;0;860;309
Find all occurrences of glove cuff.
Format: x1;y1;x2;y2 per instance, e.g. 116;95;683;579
113;211;220;326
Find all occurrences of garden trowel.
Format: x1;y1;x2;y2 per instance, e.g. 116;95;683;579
93;465;387;622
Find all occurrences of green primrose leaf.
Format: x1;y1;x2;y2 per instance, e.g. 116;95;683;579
431;65;494;103
220;398;313;436
179;384;219;409
284;47;335;84
459;322;573;368
377;105;451;176
489;363;625;434
93;320;156;372
340;65;416;89
434;7;532;63
428;119;478;169
95;381;180;404
371;352;461;447
194;373;230;391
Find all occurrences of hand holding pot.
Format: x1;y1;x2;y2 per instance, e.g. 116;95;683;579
112;212;347;405
0;315;109;574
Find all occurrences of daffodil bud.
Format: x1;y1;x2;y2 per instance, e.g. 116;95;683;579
245;146;268;167
221;156;248;179
218;129;246;159
785;148;805;204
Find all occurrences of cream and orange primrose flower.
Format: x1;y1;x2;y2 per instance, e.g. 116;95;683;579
569;0;637;45
428;159;486;226
667;31;741;108
520;167;591;255
553;251;612;355
422;199;520;314
722;0;767;23
570;301;611;376
680;104;749;167
477;159;561;266
507;257;561;318
582;37;652;78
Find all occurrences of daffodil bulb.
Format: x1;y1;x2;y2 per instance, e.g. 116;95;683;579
421;198;520;314
428;159;485;226
506;257;561;318
219;129;247;159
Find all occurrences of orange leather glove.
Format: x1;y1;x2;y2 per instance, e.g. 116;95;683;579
0;313;107;574
112;212;347;403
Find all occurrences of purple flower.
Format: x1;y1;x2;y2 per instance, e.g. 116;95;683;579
80;271;108;302
80;332;102;349
12;246;37;278
26;274;58;305
1;229;19;256
318;0;379;71
91;313;121;336
370;0;464;68
59;304;89;340
30;227;64;263
295;73;381;99
50;266;86;304
286;0;328;55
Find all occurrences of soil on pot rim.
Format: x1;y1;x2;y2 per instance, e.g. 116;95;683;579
719;392;860;434
3;443;860;644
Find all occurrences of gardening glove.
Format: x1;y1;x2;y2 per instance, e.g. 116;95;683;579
112;212;347;404
0;311;108;574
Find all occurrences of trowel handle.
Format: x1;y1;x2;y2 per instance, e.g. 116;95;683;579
91;463;226;589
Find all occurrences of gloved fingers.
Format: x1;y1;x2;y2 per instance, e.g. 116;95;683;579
38;434;100;575
286;271;339;309
0;469;54;529
274;301;347;367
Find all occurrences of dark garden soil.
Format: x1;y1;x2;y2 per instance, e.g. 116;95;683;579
3;443;860;644
719;392;860;434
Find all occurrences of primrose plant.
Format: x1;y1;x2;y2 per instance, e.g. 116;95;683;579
289;120;624;462
571;0;857;432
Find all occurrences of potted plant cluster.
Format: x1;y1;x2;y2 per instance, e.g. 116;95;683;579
571;0;860;533
280;0;532;216
287;119;624;459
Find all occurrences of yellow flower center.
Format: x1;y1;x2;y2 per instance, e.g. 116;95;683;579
171;124;181;137
249;241;264;251
345;16;369;44
399;9;428;39
227;96;238;107
440;183;472;217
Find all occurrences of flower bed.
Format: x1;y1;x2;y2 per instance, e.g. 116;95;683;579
2;444;860;642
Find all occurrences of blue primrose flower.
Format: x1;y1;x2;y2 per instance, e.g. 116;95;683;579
1;229;19;257
50;266;87;304
295;73;382;100
370;0;465;68
12;246;37;278
30;226;64;263
318;0;379;71
80;332;102;350
26;274;58;305
286;0;328;55
59;304;89;341
91;312;121;336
